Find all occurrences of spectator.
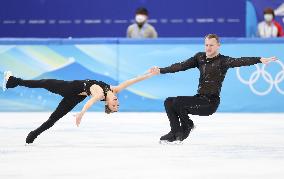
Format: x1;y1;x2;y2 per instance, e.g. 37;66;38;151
127;7;158;38
274;21;284;37
274;4;284;37
258;8;284;38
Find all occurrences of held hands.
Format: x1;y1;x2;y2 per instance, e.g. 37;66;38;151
148;66;160;75
74;112;84;127
260;56;278;64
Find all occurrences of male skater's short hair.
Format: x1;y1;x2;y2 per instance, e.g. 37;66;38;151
205;34;220;43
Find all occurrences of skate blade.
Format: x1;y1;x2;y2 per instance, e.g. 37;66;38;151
2;71;12;92
2;71;7;91
159;140;183;145
25;143;36;146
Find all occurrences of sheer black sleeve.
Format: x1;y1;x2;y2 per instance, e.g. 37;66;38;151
223;56;261;68
160;53;199;74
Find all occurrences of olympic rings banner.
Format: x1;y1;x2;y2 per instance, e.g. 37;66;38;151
236;60;284;96
0;38;283;112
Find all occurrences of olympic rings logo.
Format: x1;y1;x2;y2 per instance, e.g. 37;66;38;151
236;60;284;96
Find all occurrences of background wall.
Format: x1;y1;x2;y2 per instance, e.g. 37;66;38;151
0;0;246;37
0;38;283;112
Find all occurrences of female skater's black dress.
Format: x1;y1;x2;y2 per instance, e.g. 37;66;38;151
6;77;112;143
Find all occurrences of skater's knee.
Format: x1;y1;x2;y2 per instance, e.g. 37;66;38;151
164;97;175;107
171;99;184;112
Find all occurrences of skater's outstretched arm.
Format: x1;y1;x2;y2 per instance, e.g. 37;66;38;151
75;96;101;127
260;56;278;64
112;71;155;93
75;86;104;126
224;56;278;68
150;53;200;74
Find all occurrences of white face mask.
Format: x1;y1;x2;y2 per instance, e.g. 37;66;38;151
135;14;147;24
264;14;273;22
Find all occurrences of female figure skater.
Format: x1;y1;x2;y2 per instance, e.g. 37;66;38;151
3;70;155;144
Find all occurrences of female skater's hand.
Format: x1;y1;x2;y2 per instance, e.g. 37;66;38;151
75;112;84;127
260;56;278;64
148;66;160;75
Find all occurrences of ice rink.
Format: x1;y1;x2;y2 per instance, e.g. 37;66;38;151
1;112;284;179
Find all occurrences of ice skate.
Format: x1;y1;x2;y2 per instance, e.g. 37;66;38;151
182;124;195;141
2;71;13;91
25;131;39;144
3;71;19;91
159;131;183;145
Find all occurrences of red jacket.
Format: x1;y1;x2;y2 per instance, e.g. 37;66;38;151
273;20;284;37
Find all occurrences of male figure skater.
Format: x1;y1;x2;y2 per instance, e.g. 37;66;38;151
150;34;277;143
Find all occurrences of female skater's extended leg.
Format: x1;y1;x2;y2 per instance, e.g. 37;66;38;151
4;72;70;96
26;95;86;144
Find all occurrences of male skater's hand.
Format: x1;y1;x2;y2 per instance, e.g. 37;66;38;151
260;56;278;64
74;112;84;127
149;66;160;75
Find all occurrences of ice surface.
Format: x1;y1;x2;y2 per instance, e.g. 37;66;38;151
0;112;284;179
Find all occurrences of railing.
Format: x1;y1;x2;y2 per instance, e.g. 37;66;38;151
0;38;283;112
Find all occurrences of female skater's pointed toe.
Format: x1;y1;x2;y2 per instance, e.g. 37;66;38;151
26;131;38;144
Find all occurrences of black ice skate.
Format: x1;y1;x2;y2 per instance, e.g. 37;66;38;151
3;71;19;91
26;131;39;144
159;131;183;145
2;71;12;91
182;124;195;141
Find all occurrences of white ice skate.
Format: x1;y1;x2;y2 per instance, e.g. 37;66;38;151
2;71;13;91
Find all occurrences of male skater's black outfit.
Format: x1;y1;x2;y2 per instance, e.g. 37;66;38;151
159;52;261;142
5;77;111;143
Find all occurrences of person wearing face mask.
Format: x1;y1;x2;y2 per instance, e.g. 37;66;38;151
257;8;284;38
127;7;158;38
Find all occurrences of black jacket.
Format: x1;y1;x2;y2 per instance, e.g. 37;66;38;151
160;52;261;96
